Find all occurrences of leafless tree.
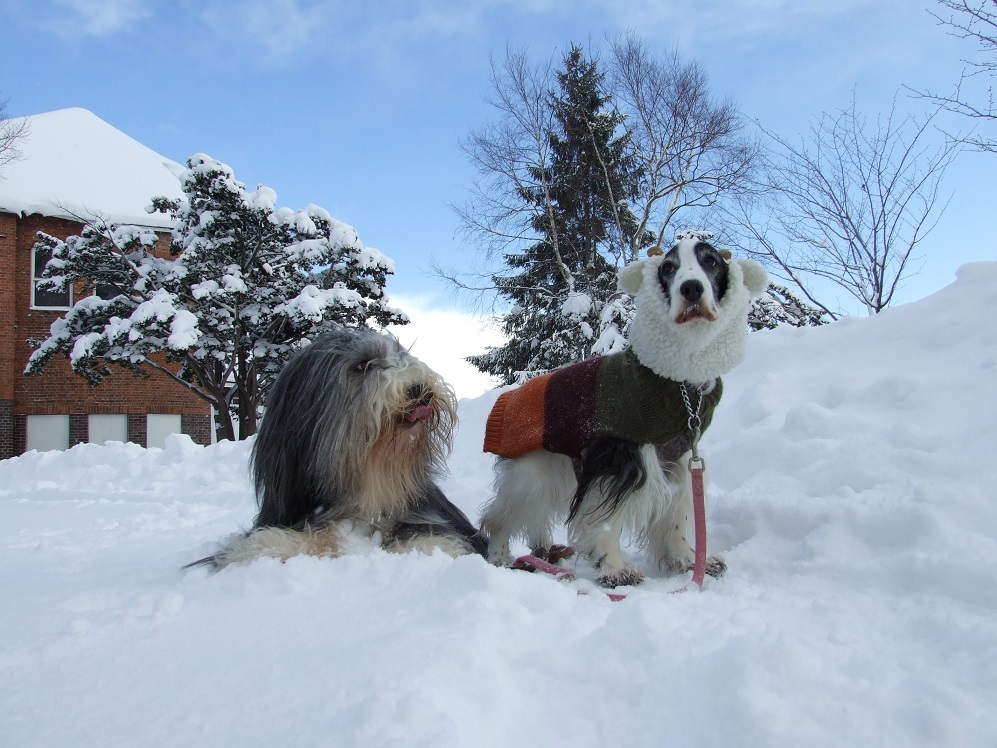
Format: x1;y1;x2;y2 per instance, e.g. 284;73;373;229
726;96;960;317
0;95;29;173
445;38;758;299
913;0;997;152
607;33;758;264
446;47;565;301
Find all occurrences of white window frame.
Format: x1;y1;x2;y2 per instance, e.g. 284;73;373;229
31;246;73;310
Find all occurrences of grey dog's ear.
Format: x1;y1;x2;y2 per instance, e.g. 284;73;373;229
618;259;647;295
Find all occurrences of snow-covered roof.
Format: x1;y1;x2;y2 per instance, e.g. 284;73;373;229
0;107;183;228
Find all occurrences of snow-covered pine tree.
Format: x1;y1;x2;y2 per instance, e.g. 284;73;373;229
26;154;406;441
468;46;647;384
748;283;831;330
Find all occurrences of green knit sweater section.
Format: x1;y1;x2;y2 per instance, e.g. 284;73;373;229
593;347;722;448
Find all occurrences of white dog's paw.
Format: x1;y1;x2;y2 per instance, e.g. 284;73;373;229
705;556;727;578
596;564;644;588
661;554;692;574
531;543;576;564
662;554;727;578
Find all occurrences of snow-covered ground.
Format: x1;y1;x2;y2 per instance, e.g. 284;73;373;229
2;263;995;747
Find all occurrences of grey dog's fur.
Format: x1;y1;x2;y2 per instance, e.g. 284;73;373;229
187;327;484;570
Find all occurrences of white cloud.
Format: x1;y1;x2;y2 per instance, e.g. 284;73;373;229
198;0;336;64
51;0;150;36
386;294;504;400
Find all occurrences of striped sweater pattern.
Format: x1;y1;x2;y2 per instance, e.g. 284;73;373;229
483;347;722;460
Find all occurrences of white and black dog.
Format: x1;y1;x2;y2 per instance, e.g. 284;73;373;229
189;327;485;570
480;234;767;587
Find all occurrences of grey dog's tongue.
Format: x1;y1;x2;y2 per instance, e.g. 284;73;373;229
406;405;434;423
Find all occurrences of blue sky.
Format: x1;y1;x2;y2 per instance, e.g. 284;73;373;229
2;0;995;394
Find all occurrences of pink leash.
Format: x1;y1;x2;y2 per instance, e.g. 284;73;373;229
674;382;710;593
511;554;627;602
669;455;707;594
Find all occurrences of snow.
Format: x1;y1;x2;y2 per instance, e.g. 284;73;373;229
561;290;592;317
2;263;996;746
0;108;184;228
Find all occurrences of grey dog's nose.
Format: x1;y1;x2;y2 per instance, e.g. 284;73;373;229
407;383;430;404
680;280;704;302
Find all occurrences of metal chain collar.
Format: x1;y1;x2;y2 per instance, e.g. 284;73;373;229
681;381;706;461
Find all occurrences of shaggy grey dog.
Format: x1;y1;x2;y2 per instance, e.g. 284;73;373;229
189;327;484;570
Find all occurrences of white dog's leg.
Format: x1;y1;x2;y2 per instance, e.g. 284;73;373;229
479;450;575;565
570;487;644;588
647;452;726;577
582;513;644;588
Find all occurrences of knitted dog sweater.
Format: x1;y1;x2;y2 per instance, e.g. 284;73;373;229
483;347;722;460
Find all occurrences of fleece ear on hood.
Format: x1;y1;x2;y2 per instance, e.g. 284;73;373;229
617;260;646;296
623;255;769;384
737;258;769;299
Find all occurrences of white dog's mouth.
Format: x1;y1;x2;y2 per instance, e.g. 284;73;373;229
675;302;718;324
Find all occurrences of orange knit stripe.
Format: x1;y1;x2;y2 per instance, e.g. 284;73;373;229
483;373;552;457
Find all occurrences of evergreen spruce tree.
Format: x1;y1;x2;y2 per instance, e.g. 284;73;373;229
469;45;649;384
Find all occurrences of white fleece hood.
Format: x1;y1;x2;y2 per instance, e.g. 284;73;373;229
619;253;768;384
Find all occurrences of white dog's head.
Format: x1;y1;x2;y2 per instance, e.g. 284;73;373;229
619;236;768;384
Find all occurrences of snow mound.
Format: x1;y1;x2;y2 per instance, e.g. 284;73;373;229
1;263;995;746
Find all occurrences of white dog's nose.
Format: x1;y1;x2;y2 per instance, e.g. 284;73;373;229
680;279;704;302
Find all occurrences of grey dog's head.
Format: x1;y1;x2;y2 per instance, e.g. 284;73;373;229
251;326;457;529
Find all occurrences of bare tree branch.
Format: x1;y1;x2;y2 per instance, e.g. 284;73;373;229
909;0;997;152
725;94;959;315
608;33;759;260
0;96;29;173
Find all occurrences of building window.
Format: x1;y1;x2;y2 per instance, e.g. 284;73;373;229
88;414;128;445
147;414;182;449
26;414;70;452
32;246;72;309
95;282;123;301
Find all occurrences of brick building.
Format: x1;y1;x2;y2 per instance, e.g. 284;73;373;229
0;108;212;458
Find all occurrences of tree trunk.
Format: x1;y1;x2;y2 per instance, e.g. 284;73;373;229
213;399;236;442
238;392;258;438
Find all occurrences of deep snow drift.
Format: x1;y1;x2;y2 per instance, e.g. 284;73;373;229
2;263;995;747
